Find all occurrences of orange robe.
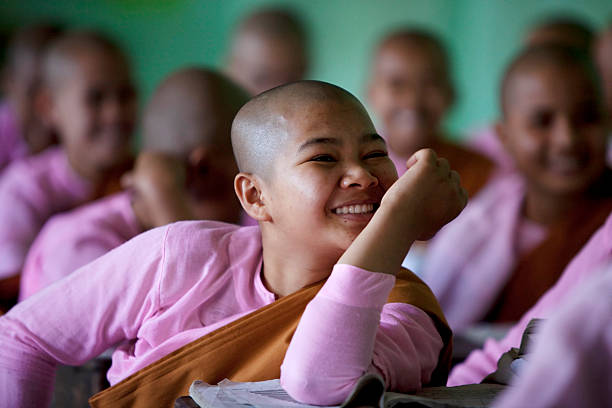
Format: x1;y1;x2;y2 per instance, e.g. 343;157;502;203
90;269;452;408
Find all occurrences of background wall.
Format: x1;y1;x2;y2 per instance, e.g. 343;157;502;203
1;0;611;142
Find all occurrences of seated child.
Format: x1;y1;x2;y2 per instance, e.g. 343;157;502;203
18;67;248;300
368;28;494;197
0;30;136;308
225;7;308;95
0;80;466;407
448;209;612;386
0;23;62;171
367;29;494;273
469;16;596;171
493;264;612;408
423;45;612;331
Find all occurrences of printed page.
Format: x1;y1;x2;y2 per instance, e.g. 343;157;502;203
189;378;339;408
384;384;506;408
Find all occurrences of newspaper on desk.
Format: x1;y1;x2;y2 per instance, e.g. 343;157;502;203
188;373;505;408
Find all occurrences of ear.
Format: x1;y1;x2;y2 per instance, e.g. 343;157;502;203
234;172;271;222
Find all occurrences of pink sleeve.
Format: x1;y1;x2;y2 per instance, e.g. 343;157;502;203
280;264;443;405
0;226;169;408
20;218;123;301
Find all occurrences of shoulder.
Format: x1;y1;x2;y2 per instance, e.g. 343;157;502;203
162;221;261;261
0;147;63;190
39;193;136;250
157;221;262;302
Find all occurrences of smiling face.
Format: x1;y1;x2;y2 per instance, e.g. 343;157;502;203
260;97;398;257
369;36;453;157
500;62;608;197
49;48;136;180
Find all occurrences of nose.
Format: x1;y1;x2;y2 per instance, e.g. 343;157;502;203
340;162;379;189
551;116;580;152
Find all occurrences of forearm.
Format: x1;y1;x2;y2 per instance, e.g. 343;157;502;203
281;265;441;405
337;201;419;276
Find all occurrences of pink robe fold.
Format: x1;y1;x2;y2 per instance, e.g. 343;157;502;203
448;210;612;386
0;101;28;172
0;221;442;407
0;147;92;280
492;264;612;408
19;192;142;300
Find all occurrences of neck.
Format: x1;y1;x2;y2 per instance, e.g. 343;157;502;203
523;184;585;225
260;227;340;298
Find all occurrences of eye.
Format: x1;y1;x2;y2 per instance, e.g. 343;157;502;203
574;104;601;126
363;150;388;160
85;88;104;108
310;154;336;162
529;110;554;130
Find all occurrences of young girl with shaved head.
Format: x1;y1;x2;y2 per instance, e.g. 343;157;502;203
0;80;466;407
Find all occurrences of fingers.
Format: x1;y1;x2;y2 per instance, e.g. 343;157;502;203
405;148;438;170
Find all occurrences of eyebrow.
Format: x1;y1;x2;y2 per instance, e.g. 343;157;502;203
297;133;385;152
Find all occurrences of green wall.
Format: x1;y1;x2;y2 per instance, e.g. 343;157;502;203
2;0;611;142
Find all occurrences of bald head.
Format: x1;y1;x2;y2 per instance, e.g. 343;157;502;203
42;30;128;93
375;28;452;86
232;80;367;179
525;16;594;51
5;23;63;77
142;67;249;157
227;8;308;95
500;45;601;116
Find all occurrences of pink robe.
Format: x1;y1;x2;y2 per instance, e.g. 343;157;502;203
19;191;256;301
19;192;141;301
0;101;28;172
0;147;92;280
0;221;442;407
422;174;546;331
448;210;612;386
492;264;612;408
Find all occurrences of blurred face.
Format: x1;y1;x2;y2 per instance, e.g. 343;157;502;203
228;34;306;95
500;64;608;196
369;41;453;156
49;49;136;179
4;52;54;153
186;140;241;224
262;98;398;257
596;30;612;117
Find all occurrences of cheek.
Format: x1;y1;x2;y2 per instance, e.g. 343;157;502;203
426;91;450;118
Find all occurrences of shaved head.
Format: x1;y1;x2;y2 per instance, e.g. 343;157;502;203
42;30;127;94
232;80;368;179
525;16;594;51
500;45;601;116
374;28;452;88
5;23;63;77
226;8;308;95
142;67;249;156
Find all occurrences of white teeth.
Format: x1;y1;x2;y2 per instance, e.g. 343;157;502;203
333;204;375;215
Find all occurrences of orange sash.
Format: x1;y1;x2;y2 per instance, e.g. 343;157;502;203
89;269;451;408
486;181;612;322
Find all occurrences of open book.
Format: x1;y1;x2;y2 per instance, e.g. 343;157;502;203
185;374;505;408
